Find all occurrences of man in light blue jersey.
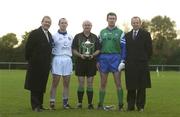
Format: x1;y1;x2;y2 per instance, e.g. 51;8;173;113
97;12;126;111
49;18;73;110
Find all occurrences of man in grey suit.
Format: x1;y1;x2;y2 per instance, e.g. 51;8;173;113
125;16;152;112
24;16;53;112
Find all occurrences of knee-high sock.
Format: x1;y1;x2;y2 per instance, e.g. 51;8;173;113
99;90;105;105
117;89;123;105
77;86;84;103
86;87;93;105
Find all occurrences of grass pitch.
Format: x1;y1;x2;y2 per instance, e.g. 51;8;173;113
0;70;180;117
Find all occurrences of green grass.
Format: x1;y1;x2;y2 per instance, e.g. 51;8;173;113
0;70;180;117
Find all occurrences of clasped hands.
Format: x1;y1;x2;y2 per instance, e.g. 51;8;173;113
80;54;94;59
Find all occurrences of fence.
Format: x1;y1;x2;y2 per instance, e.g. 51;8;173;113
0;62;27;69
0;62;180;71
149;65;180;71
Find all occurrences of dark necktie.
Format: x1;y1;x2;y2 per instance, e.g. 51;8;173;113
45;31;50;42
133;31;137;40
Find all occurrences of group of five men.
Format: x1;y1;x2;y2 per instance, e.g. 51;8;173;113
24;12;152;112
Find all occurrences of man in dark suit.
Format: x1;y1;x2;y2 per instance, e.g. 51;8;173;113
125;16;152;112
24;16;53;112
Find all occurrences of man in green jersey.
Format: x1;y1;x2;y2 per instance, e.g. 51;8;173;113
97;12;126;111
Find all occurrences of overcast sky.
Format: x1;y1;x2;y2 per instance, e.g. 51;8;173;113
0;0;179;39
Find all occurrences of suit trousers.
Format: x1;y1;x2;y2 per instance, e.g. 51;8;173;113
127;89;146;110
30;91;44;110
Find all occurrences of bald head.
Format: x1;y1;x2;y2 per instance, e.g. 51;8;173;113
82;20;92;27
82;20;92;33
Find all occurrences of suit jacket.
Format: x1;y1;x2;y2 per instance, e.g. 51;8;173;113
24;27;53;92
125;28;152;90
125;28;152;62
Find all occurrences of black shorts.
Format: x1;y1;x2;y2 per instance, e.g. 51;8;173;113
74;59;97;77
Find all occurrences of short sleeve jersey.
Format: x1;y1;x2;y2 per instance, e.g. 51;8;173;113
99;27;123;53
52;32;73;56
72;32;100;56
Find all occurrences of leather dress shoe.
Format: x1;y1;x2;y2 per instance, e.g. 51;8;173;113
33;107;42;112
138;108;144;112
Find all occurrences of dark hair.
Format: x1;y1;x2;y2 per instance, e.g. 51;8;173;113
131;16;141;23
41;16;51;22
58;18;66;24
107;12;117;20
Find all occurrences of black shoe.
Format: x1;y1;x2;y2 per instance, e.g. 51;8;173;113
127;108;135;111
118;104;123;111
138;108;144;112
77;103;82;109
50;101;55;110
88;104;94;109
63;104;73;109
33;107;42;112
97;103;103;110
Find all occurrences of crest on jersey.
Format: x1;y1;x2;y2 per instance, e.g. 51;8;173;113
103;33;107;36
68;37;71;40
115;33;119;37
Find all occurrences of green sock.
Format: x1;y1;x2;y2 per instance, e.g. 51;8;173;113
87;87;93;92
77;86;84;103
86;87;93;104
99;90;105;105
117;89;123;105
78;86;84;92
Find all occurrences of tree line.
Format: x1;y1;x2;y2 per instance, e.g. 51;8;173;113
0;15;180;65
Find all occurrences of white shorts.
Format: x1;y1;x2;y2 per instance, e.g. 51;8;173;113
51;55;73;76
